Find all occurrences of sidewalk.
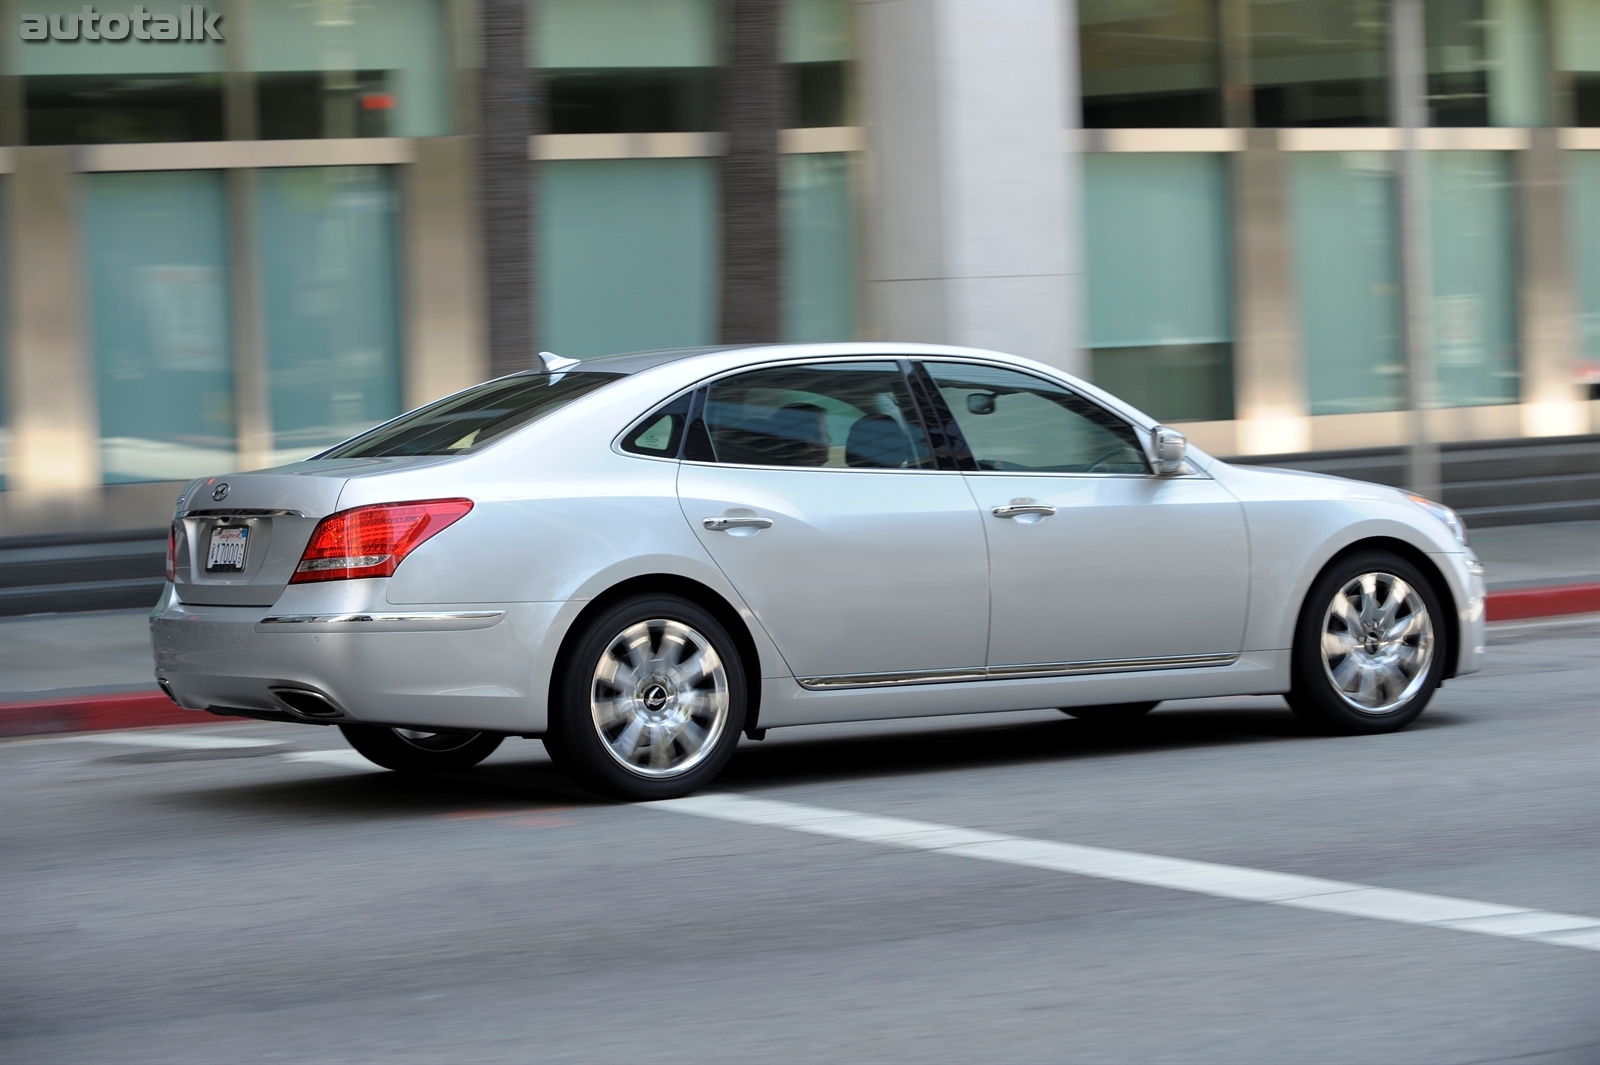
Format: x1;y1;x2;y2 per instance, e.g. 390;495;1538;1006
1;521;1594;735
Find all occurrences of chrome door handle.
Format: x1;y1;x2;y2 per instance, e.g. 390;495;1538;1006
991;503;1056;519
703;516;774;531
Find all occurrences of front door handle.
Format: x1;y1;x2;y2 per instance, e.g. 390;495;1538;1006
991;501;1056;519
703;516;774;531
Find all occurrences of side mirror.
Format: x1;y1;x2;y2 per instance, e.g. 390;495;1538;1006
1151;425;1187;475
966;392;996;416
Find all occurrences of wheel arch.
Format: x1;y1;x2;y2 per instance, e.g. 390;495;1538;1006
547;574;767;731
1301;536;1461;680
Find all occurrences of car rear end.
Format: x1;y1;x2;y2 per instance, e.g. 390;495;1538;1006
151;369;632;734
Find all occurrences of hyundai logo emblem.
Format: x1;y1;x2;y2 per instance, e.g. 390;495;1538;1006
211;483;230;502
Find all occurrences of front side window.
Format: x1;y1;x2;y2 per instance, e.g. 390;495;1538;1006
923;362;1149;475
317;372;620;458
697;361;935;470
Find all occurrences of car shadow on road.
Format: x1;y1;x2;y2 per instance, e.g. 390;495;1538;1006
165;702;1464;820
717;705;1393;790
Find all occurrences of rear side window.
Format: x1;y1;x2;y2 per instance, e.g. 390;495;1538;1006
317;372;620;458
697;362;936;469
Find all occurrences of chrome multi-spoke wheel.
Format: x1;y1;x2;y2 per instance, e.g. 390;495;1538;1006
551;595;747;800
590;618;730;777
1319;572;1435;714
1288;552;1446;735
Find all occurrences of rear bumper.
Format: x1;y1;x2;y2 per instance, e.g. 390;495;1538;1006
151;583;563;733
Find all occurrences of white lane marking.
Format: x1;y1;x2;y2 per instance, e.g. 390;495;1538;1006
283;749;379;770
75;730;283;750
648;793;1600;953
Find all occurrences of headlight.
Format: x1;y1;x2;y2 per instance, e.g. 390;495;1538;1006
1406;493;1468;546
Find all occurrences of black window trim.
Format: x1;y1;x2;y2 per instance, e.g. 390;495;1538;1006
912;357;1156;478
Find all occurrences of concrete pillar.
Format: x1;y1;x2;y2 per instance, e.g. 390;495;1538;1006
402;137;488;408
1517;128;1584;437
1230;133;1311;455
3;147;101;511
857;0;1082;374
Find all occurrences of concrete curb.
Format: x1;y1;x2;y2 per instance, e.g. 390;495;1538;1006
3;585;1596;738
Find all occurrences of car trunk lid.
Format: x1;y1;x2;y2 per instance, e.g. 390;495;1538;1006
171;458;449;606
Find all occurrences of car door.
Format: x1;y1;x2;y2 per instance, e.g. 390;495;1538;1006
676;359;990;684
920;360;1249;673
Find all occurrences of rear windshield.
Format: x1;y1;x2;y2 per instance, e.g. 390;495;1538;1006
317;372;621;458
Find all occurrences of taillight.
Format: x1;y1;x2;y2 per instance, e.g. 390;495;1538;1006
290;499;473;584
166;523;178;583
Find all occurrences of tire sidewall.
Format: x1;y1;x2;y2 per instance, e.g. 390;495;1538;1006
552;594;748;800
1290;551;1448;733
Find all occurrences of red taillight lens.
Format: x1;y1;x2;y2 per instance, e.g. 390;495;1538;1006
166;523;178;583
289;499;473;584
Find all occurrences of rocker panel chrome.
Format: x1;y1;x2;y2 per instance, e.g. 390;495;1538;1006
796;652;1239;691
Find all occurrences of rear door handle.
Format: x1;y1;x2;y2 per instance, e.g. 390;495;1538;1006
703;516;774;531
991;502;1056;519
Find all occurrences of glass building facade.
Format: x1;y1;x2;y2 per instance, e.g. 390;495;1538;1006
0;0;1595;520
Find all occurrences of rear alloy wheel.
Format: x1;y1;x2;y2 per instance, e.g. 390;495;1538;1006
1060;702;1158;723
339;724;503;773
547;595;746;801
1287;551;1446;734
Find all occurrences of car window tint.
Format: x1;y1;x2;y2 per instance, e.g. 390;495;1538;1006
619;391;692;458
318;372;620;459
698;362;935;469
923;362;1149;474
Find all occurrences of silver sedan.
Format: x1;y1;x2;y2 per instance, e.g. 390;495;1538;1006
152;344;1486;800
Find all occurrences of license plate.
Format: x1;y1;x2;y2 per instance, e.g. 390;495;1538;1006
206;525;248;573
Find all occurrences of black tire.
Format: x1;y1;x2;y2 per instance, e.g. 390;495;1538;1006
546;594;747;801
1286;550;1448;735
338;724;503;773
1060;701;1158;723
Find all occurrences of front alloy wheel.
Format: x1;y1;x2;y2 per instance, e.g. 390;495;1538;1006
1288;551;1446;734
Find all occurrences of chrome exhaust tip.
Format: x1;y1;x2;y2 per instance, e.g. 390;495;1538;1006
269;687;347;720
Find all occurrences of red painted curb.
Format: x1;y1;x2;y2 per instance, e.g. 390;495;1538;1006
1;584;1594;738
1486;583;1600;623
0;691;240;738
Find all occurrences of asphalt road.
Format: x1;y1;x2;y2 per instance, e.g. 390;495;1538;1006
3;618;1597;1064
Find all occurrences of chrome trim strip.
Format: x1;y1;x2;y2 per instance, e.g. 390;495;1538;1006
256;610;506;633
796;653;1239;691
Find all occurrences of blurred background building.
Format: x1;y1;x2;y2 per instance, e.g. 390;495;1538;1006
0;0;1596;542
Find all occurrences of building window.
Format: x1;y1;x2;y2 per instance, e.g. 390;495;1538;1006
1555;0;1600;125
84;171;235;483
541;158;718;357
1251;0;1390;127
1425;0;1554;127
783;152;855;343
256;167;403;463
1291;152;1403;415
17;0;226;145
1078;0;1223;128
1083;153;1233;423
786;0;852;128
538;0;718;134
250;0;452;139
1429;151;1519;408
